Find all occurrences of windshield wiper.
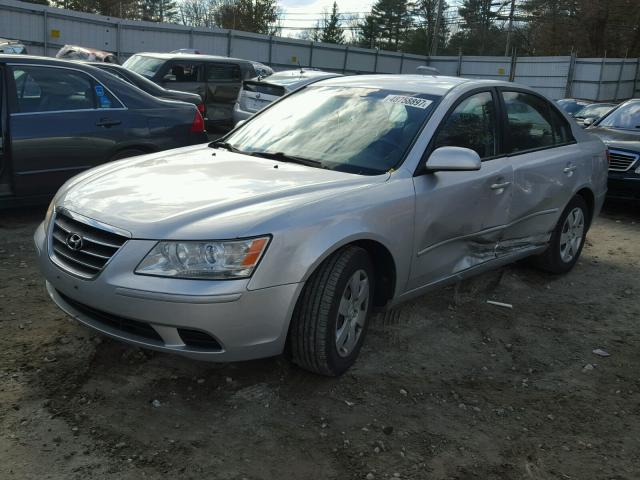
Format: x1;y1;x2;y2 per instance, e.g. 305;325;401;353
209;140;244;153
248;151;324;168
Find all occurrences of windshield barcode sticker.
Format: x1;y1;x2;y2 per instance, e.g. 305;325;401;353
383;95;432;109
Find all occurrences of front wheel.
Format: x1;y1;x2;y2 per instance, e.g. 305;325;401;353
532;195;589;274
288;246;374;376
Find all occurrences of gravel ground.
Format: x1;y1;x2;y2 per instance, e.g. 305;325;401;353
0;201;639;480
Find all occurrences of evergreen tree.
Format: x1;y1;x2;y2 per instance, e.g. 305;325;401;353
320;2;344;44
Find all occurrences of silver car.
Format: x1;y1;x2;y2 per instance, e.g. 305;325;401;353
232;68;341;124
35;75;608;376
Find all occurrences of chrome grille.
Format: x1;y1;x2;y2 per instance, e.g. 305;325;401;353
608;149;639;172
49;211;128;279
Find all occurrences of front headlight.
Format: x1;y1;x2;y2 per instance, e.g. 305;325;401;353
135;237;270;280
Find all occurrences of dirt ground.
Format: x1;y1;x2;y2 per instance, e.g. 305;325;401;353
0;202;638;480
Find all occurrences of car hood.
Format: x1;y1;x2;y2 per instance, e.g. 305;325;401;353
587;127;640;152
57;145;388;239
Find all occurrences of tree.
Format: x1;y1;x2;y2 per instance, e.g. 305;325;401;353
356;13;380;49
370;0;412;50
320;2;344;44
214;0;279;34
403;0;449;55
140;0;178;22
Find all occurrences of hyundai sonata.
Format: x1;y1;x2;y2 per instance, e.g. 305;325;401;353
35;75;608;375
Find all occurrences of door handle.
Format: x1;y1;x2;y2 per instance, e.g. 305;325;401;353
563;165;577;173
96;118;121;128
490;181;511;190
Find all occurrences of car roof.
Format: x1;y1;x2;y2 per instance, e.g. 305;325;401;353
315;74;485;96
271;69;337;77
131;52;252;65
0;54;109;68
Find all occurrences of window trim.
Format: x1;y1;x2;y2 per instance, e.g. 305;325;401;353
415;87;503;176
7;63;127;115
496;86;576;158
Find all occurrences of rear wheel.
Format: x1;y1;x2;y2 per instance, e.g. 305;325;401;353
532;194;589;274
110;149;147;161
289;246;374;376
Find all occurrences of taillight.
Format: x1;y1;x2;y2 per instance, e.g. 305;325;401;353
191;110;205;133
197;103;205;115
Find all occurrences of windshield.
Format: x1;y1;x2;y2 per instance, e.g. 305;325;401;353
598;101;640;130
574;104;615;118
224;86;439;175
122;55;165;79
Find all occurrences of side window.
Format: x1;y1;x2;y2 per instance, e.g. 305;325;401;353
433;91;496;159
206;63;241;83
162;62;202;82
502;91;570;153
12;66;95;113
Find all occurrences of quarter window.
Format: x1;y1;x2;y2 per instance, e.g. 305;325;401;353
502;91;570;153
432;91;496;159
163;62;202;82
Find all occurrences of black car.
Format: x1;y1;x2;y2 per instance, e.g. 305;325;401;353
123;53;260;129
587;99;640;200
85;62;204;114
0;55;207;207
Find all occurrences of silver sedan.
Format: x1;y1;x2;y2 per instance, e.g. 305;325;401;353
35;75;608;376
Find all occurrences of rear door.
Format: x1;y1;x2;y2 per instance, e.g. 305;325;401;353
498;90;580;252
8;64;107;197
204;61;242;124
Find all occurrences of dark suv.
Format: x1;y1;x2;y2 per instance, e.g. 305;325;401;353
123;53;258;129
0;56;207;207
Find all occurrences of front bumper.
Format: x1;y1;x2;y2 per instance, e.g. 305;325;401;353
607;171;640;200
34;221;303;361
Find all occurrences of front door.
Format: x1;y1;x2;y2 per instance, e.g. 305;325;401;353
408;90;513;291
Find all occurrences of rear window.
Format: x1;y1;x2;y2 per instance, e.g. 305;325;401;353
122;55;165;79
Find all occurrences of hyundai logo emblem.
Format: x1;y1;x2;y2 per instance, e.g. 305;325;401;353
66;233;84;251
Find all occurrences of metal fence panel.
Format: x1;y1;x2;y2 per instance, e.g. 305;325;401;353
1;0;638;100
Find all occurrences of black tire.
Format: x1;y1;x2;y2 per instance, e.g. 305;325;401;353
110;149;147;161
532;194;589;274
289;246;374;376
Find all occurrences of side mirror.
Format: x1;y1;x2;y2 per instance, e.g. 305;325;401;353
425;146;481;172
582;118;593;127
